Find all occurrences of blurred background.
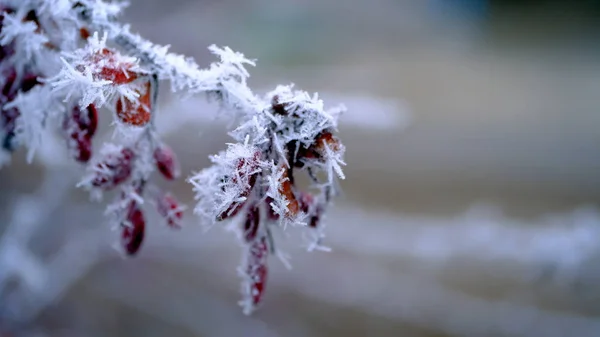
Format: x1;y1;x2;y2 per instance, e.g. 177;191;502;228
3;0;600;336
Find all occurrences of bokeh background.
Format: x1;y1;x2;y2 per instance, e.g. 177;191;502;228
3;0;600;336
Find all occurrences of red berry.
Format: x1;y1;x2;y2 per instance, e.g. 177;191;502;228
65;104;98;136
246;236;268;307
153;143;180;180
115;81;151;126
156;192;183;229
81;104;98;137
97;48;139;84
121;203;145;256
63;104;98;163
92;148;134;189
79;48;139;85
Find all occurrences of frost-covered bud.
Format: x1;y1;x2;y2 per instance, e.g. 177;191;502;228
115;81;151;126
91;147;134;188
72;135;92;163
63;104;97;163
314;131;343;155
216;150;261;221
294;130;343;165
242;236;268;313
68;104;98;138
121;202;145;256
232;150;261;187
156;191;184;229
153;143;180;180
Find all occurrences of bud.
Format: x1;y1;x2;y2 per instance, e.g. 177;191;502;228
156;192;184;229
64;104;98;136
63;104;97;163
92;147;134;189
243;236;268;311
78;104;98;138
216;151;260;221
153;143;180;180
121;203;145;256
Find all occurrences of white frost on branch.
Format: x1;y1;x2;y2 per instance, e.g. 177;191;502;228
0;10;48;62
5;85;63;162
0;0;349;317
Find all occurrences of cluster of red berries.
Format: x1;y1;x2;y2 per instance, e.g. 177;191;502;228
218;100;341;310
4;3;180;256
0;4;181;256
87;142;184;256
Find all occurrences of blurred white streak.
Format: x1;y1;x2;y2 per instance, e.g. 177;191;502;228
88;262;281;337
325;204;600;284
0;169;104;325
34;128;71;169
21;227;105;323
154;97;221;136
0;170;72;292
320;93;411;131
125;202;600;290
280;258;600;337
154;93;409;136
129;211;600;337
